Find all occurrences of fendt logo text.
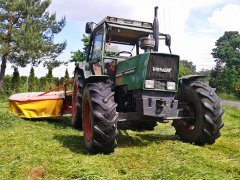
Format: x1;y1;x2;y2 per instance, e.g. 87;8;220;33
152;67;172;73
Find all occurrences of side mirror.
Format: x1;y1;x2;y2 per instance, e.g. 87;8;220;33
165;34;171;47
85;22;93;34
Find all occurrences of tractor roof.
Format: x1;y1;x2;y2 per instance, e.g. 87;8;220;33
98;16;153;31
97;16;154;45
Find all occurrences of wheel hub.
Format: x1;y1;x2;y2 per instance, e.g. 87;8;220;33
179;104;196;131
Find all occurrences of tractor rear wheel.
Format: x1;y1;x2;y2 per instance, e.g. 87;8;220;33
71;69;84;129
82;81;118;154
173;81;224;145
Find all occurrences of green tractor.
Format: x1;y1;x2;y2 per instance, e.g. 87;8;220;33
71;7;224;154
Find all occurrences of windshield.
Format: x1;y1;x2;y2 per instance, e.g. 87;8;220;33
105;42;135;57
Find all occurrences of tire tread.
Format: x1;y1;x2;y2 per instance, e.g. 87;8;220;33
174;81;224;145
83;81;118;154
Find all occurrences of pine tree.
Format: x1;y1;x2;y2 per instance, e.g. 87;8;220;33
46;66;54;89
11;67;20;93
64;68;70;79
1;76;12;96
0;0;67;90
38;77;47;91
46;66;53;80
28;67;36;92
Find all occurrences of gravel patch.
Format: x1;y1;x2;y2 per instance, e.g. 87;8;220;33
221;100;240;109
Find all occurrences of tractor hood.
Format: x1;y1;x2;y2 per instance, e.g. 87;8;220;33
115;52;179;91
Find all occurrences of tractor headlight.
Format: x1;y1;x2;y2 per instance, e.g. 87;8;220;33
145;80;154;89
167;82;176;90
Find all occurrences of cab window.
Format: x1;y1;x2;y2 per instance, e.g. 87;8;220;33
91;28;103;61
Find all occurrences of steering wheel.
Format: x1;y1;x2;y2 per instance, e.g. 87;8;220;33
116;51;132;57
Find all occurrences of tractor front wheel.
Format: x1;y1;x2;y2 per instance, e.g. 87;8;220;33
173;81;224;145
82;81;118;154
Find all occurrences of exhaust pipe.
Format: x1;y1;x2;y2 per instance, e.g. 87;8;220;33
153;6;159;52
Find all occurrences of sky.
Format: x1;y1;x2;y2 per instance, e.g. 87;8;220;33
5;0;240;78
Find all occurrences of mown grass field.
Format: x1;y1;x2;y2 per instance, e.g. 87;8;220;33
0;102;239;179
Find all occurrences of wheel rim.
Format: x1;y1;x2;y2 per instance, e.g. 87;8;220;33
71;77;77;120
84;99;92;141
179;103;196;131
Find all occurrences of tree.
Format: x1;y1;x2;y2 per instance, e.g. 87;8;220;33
20;76;28;92
11;67;20;93
210;31;240;93
179;60;196;77
28;67;36;92
197;68;211;83
38;76;47;91
180;60;196;74
1;75;11;96
0;0;67;90
46;66;53;81
212;31;240;69
70;34;89;64
45;66;58;89
221;66;239;94
64;68;69;79
179;63;190;77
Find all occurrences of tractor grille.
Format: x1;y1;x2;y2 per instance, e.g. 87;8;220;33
145;54;179;83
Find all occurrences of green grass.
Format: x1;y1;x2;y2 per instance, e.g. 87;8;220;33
218;93;240;102
0;102;8;111
0;104;239;179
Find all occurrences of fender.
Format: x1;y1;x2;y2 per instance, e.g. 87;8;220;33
74;65;109;84
179;75;206;85
85;75;109;84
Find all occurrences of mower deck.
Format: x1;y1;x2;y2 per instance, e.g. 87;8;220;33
9;91;72;118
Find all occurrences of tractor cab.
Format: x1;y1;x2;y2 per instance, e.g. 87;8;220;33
85;15;171;81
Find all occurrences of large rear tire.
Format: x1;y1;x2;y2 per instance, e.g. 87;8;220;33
173;81;224;145
71;69;84;129
82;81;118;154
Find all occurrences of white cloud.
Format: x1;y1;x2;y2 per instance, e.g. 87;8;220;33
5;0;240;77
121;0;235;70
208;4;240;31
48;0;134;22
